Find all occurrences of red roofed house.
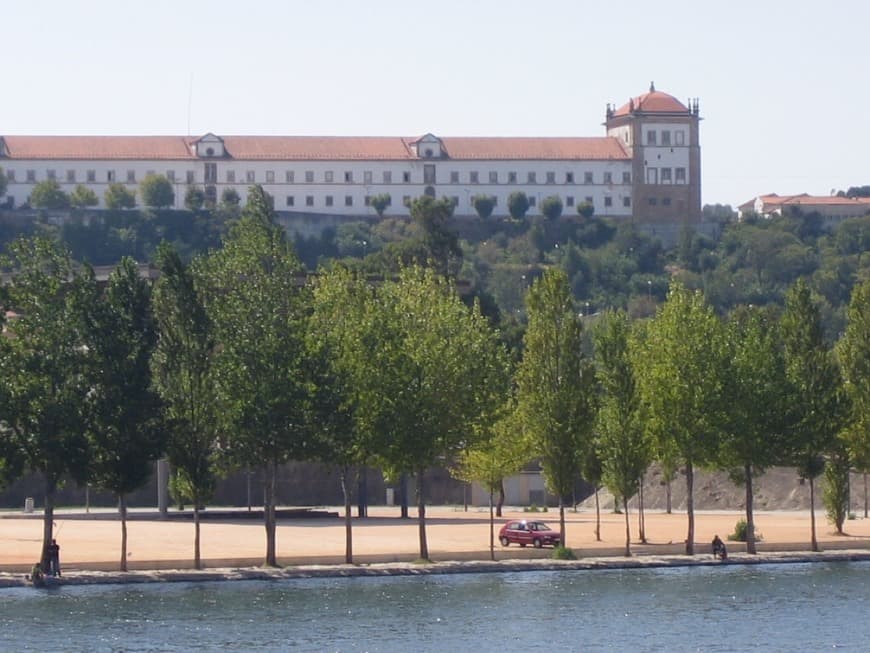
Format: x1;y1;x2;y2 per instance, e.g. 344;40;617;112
738;193;870;227
0;84;701;225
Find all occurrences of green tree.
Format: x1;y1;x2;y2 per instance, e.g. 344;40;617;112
0;237;93;570
515;269;597;547
104;183;136;209
635;282;725;555
577;200;595;219
719;307;790;553
594;309;649;556
199;185;310;566
139;173;175;209
781;278;847;551
824;442;851;534
354;267;508;560
471;194;496;219
81;257;165;571
151;243;218;569
541;195;563;220
409;195;462;277
69;184;99;209
507;191;530;220
0;167;7;199
30;179;70;210
185;186;206;212
837;280;870;518
370;193;391;218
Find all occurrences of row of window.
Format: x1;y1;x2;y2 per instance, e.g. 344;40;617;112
646;129;686;146
286;194;632;210
645;167;687;184
7;168;633;186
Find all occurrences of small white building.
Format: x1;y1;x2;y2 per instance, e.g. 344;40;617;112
738;193;870;227
0;84;702;224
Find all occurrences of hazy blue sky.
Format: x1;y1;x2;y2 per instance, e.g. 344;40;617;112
4;0;866;206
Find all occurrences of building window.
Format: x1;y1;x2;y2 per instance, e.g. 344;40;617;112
566;196;574;207
245;170;255;183
451;196;459;207
646;168;658;184
26;170;36;182
489;171;498;184
403;195;410;206
661;131;671;146
450;171;459;184
584;172;593;184
469;171;479;184
675;130;685;146
266;170;275;183
127;170;136;183
364;171;372;185
529;196;536;207
305;171;314;183
66;170;76;183
225;170;234;183
527;172;536;184
286;170;294;183
604;196;613;207
604;172;613;184
661;168;672;184
623;197;631;207
325;195;333;207
647;130;656;145
187;171;195;184
383;171;392;183
5;169;14;182
205;163;217;184
565;172;574;184
403;172;411;183
306;195;314;206
286;196;295;207
622;171;631;184
648;197;657;206
344;171;353;183
508;171;517;184
345;195;353;207
424;165;436;184
325;171;334;183
546;171;555;184
364;196;371;206
87;170;96;182
675;167;686;183
663;197;672;206
107;170;116;182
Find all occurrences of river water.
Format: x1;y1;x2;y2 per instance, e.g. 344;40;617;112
2;561;868;652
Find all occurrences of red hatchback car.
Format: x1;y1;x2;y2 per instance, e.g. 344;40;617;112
498;520;561;548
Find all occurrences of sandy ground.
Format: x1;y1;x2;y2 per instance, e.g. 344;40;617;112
3;505;870;573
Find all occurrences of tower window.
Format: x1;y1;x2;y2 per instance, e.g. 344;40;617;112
675;131;685;146
661;131;671;146
647;130;657;145
676;168;686;183
584;172;593;184
623;172;631;184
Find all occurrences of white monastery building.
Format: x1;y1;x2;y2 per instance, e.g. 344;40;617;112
0;84;701;225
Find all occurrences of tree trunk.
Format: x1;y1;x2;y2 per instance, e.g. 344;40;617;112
864;472;868;519
489;489;495;561
594;487;601;541
809;476;819;552
357;465;368;518
193;499;202;570
119;493;128;572
264;461;277;567
416;470;429;560
41;478;57;572
559;500;566;548
341;465;353;564
741;463;755;554
623;494;632;557
685;462;695;555
666;477;672;514
496;480;505;518
638;473;647;544
400;473;409;519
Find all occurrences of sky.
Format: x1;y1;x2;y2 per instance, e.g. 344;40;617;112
4;0;868;206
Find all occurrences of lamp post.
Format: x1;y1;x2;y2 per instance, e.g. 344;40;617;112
647;279;652;301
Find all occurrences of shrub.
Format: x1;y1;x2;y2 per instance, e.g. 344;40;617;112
727;518;762;542
552;546;576;560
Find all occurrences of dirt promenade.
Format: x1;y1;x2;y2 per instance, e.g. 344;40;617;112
3;505;870;573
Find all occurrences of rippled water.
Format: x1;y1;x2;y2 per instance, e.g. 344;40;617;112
2;562;869;652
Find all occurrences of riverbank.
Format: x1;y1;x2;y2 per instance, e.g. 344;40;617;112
3;505;870;587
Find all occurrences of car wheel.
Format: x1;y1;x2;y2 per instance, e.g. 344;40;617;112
520;543;526;548
533;538;542;549
500;536;510;547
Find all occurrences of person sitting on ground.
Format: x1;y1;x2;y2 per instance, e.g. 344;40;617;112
30;561;44;585
711;534;727;560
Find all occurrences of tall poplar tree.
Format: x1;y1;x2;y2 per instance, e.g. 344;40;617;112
635;282;725;555
199;185;311;567
515;269;597;547
151;244;218;569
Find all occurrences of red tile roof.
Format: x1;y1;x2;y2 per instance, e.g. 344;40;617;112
739;193;870;211
1;135;629;162
613;90;689;117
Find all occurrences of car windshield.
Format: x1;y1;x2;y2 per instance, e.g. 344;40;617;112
532;523;551;531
